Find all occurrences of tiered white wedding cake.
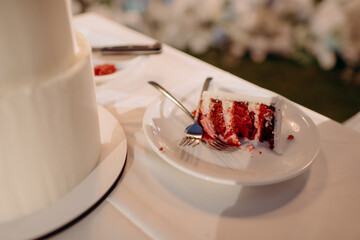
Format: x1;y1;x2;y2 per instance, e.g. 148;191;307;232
0;0;101;222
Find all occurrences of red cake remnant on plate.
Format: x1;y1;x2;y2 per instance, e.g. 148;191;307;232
199;91;283;154
94;64;117;76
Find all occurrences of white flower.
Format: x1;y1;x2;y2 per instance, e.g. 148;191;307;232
308;0;360;69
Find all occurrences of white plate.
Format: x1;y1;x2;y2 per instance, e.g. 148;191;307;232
0;106;127;240
143;83;320;186
75;26;147;84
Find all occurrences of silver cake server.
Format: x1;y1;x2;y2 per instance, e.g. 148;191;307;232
92;42;162;55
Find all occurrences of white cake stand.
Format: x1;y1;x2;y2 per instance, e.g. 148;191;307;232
0;105;127;240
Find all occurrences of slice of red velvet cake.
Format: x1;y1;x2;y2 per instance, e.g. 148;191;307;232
199;91;283;154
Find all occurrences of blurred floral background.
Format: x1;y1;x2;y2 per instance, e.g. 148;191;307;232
72;0;360;122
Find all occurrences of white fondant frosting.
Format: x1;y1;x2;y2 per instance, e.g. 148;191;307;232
0;0;76;94
0;0;101;223
202;91;279;106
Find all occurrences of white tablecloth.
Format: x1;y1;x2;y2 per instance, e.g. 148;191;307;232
52;13;360;240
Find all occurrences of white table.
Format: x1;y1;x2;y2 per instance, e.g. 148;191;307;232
51;13;360;239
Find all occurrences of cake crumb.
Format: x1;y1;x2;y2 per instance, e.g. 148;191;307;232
259;151;262;154
159;146;164;152
244;144;255;152
287;135;295;140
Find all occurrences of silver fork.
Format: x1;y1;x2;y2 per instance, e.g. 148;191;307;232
148;80;237;152
178;77;212;147
202;139;238;152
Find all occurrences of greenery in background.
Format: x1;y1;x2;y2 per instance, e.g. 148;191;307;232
193;49;360;122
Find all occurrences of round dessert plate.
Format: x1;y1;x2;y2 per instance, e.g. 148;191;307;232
0;105;127;239
143;82;320;186
75;26;147;84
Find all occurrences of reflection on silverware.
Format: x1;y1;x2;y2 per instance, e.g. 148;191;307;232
148;80;238;152
178;77;212;147
148;81;194;119
92;42;162;55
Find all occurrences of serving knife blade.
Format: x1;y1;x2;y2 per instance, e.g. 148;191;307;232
92;42;162;55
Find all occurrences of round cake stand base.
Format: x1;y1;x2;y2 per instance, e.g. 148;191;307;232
0;105;127;240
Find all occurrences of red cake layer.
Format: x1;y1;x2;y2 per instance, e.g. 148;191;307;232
198;91;282;152
258;104;276;149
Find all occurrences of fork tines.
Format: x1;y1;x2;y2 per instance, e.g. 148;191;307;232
202;139;238;152
179;136;201;147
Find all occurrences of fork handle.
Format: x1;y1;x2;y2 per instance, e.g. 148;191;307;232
194;77;212;121
148;81;194;119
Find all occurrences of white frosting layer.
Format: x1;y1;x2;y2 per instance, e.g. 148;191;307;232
0;0;76;93
0;32;101;223
200;91;283;153
202;91;279;106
